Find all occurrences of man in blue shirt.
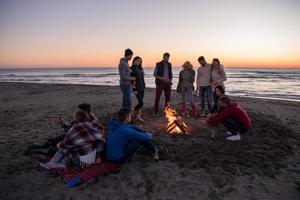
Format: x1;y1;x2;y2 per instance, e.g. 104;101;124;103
106;108;159;163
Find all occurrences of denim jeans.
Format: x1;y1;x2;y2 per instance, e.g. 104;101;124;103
182;87;194;103
51;151;80;166
114;139;155;164
199;86;212;110
134;90;144;110
222;118;248;135
120;84;132;108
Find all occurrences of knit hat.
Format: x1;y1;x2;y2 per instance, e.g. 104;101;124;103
78;103;91;113
124;49;133;57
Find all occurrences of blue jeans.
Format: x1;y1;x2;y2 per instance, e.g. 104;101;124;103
51;151;80;166
120;84;132;108
182;87;194;103
222;118;248;135
199;86;212;110
114;140;155;164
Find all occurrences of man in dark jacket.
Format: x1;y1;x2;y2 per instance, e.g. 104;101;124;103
206;95;251;141
153;52;173;115
118;48;135;108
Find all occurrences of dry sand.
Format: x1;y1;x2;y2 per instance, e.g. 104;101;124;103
0;82;299;200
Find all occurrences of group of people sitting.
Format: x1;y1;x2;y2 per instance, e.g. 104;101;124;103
26;104;159;170
119;48;251;141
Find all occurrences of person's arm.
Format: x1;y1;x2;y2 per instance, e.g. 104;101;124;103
127;124;145;133
62;122;72;132
217;66;227;84
178;71;182;83
207;108;231;125
153;64;163;80
169;63;173;82
125;128;152;142
210;102;218;114
57;127;75;154
119;61;133;81
176;71;182;93
190;70;195;83
196;68;201;87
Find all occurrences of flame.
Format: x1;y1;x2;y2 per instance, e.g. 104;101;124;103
164;106;191;135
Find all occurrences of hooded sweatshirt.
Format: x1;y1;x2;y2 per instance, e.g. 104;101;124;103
106;119;152;161
118;58;132;85
207;102;251;129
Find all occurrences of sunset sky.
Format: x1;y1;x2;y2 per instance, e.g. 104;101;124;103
0;0;299;68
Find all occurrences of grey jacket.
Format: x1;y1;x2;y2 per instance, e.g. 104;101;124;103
118;58;132;85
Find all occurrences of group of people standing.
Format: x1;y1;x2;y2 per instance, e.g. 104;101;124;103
118;48;251;141
118;48;228;119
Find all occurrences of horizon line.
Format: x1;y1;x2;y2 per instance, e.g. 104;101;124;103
0;66;300;70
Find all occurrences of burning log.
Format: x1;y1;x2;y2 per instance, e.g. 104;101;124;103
164;106;192;135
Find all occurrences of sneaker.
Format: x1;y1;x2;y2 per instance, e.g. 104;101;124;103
136;117;145;122
226;131;232;136
153;147;160;161
40;162;66;169
226;134;241;141
39;162;51;170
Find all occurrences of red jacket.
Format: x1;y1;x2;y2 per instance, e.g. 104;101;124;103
207;103;251;128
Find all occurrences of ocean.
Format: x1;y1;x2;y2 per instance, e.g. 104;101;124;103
0;67;299;101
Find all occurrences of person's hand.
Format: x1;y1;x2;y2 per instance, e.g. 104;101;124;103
212;80;216;85
145;132;153;139
58;115;64;126
206;113;212;119
131;77;136;81
199;119;207;124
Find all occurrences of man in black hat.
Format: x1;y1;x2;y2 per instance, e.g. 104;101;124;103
118;48;135;108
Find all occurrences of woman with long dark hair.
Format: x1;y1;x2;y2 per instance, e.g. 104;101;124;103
209;84;225;114
130;56;146;122
211;58;227;110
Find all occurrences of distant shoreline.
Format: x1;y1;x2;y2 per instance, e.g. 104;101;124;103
1;81;299;102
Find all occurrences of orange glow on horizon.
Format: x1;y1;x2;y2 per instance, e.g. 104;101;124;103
0;50;299;69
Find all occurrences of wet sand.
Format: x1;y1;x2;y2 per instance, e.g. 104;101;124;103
0;82;299;200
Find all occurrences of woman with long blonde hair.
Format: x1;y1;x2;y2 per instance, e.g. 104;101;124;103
177;61;196;117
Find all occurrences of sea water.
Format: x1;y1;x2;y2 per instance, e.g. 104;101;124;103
0;67;299;101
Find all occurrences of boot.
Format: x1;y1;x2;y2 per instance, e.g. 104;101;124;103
132;109;138;122
181;102;187;116
137;109;144;122
191;103;197;118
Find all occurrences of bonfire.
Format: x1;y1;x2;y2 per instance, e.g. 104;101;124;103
164;105;192;135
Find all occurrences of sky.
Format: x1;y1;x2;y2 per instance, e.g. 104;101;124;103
0;0;299;68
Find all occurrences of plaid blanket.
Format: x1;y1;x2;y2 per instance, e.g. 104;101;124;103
57;117;105;157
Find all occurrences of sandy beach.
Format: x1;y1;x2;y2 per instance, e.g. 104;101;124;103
0;82;299;200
